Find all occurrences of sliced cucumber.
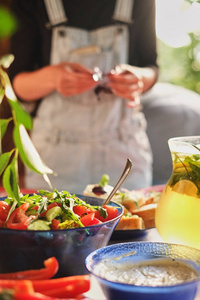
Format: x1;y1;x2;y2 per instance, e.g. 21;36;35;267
26;209;38;216
45;206;62;222
27;220;51;230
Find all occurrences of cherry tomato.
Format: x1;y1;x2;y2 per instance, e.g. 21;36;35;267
51;219;60;230
80;212;95;226
88;217;102;225
73;205;94;217
95;205;118;222
0;201;11;228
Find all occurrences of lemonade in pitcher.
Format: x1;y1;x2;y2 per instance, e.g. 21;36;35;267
155;136;200;249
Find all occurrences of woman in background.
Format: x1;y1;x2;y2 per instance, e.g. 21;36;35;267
9;0;158;193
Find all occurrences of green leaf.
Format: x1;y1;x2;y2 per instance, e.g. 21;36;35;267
2;70;32;130
0;66;6;104
0;86;4;104
97;206;108;219
8;99;33;130
43;173;53;189
13;123;55;179
0;150;14;176
0;118;12;140
0;6;17;39
2;156;20;201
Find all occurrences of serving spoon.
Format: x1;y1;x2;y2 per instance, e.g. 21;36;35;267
102;158;133;206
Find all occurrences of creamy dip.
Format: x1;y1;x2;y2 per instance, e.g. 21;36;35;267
94;258;198;287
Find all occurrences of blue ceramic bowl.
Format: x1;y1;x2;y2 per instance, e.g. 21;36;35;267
0;195;123;278
85;242;200;300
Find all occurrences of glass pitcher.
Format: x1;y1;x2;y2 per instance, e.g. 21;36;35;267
155;136;200;250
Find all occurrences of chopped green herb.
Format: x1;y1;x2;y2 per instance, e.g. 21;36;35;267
99;174;110;187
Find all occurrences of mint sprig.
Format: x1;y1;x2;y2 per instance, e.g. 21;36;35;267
170;152;200;196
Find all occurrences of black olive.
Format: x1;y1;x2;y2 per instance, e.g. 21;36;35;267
92;186;106;195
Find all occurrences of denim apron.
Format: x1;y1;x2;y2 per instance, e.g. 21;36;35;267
26;0;152;193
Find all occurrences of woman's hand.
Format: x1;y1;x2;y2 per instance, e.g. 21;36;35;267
107;64;158;108
56;62;97;97
12;62;98;101
12;62;157;103
107;64;143;108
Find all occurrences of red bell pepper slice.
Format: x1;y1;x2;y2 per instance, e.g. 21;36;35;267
14;279;34;293
0;257;59;280
32;275;90;293
6;203;36;230
14;292;86;300
14;293;51;300
14;291;61;300
0;276;90;300
35;275;90;298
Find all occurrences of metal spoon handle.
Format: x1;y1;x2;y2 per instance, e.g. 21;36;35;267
103;158;133;206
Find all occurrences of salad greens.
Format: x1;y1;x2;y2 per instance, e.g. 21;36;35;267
3;189;109;230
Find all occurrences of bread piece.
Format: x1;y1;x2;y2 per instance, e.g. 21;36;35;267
122;198;146;212
144;218;155;229
132;203;157;221
120;191;147;212
144;196;155;205
116;215;144;230
143;191;161;204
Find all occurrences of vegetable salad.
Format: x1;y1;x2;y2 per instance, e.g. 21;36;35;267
0;189;118;230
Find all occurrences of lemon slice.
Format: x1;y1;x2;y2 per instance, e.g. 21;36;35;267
172;180;198;196
174;162;189;169
173;162;191;173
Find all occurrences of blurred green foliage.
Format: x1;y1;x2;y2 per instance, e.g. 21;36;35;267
158;34;200;93
158;0;200;94
0;5;17;39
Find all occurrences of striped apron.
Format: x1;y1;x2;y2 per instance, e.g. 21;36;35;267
26;0;152;193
